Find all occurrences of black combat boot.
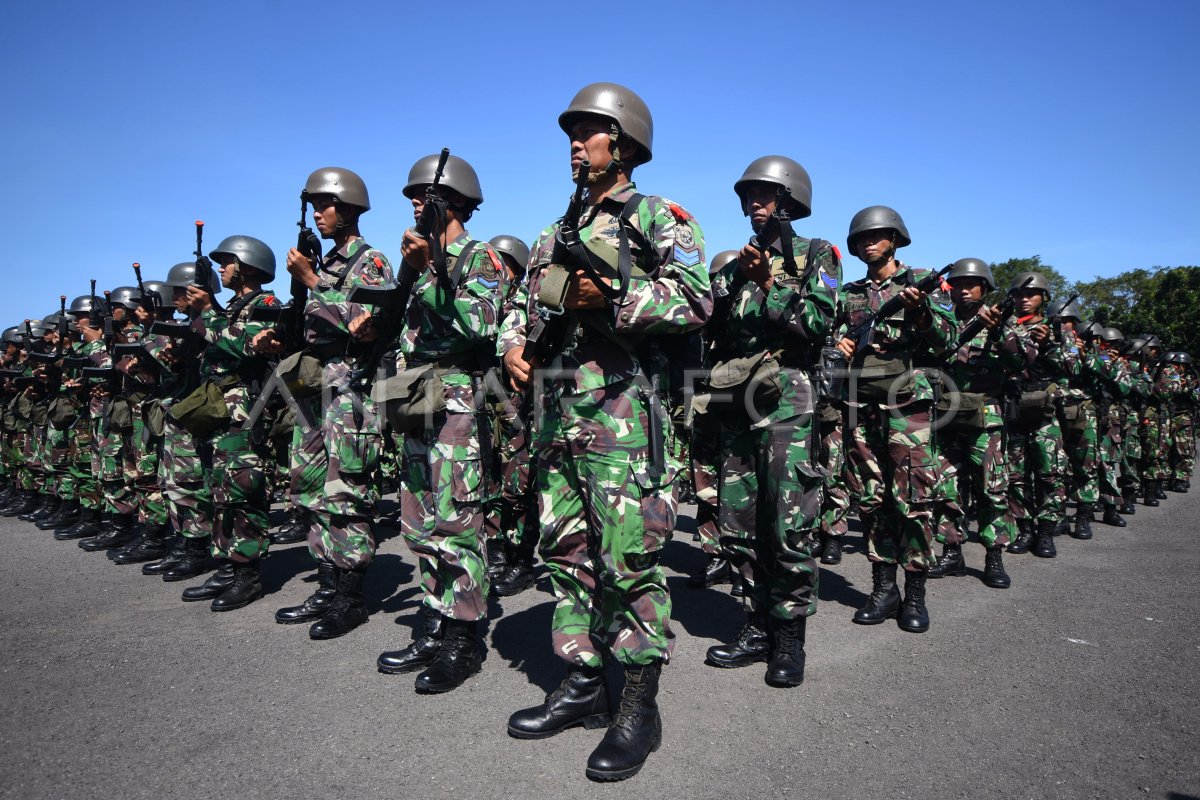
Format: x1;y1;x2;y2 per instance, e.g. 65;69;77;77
982;547;1011;589
2;490;38;517
686;555;731;589
730;571;745;598
19;494;56;523
1101;503;1126;527
897;570;930;633
377;605;445;674
493;545;535;597
181;561;235;601
585;661;663;782
1155;481;1168;500
38;498;78;530
852;562;901;625
1143;481;1160;507
80;513;135;552
1172;479;1188;493
1031;519;1058;558
705;611;768;668
927;543;966;578
269;508;309;545
28;495;61;523
162;536;215;582
275;560;337;624
210;561;263;612
1007;519;1034;554
308;567;368;639
765;617;806;688
508;664;611;738
55;506;102;540
1071;503;1094;540
819;534;843;565
1120;485;1138;515
485;539;509;582
112;523;171;564
414;618;483;693
142;534;186;574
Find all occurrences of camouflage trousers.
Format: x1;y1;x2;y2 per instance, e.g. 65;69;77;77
1140;406;1171;481
94;410;135;516
9;429;32;490
401;407;488;622
1168;410;1195;481
817;404;850;538
535;381;676;668
1120;404;1142;491
1096;403;1124;506
718;414;821;620
844;401;944;571
294;361;381;570
131;413;167;526
67;414;100;510
483;394;538;552
46;425;72;500
21;421;42;492
161;410;213;539
690;410;721;557
1005;406;1068;525
1060;398;1099;505
932;404;1014;549
209;427;270;562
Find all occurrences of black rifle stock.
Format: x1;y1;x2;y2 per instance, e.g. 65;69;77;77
955;275;1037;347
845;264;954;348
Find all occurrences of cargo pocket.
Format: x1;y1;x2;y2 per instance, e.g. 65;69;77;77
628;462;679;565
337;430;380;476
434;438;482;508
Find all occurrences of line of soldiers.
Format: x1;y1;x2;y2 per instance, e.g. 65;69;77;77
2;81;1196;783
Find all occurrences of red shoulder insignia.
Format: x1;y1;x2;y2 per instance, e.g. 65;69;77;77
485;248;504;275
372;256;384;269
263;295;279;306
666;203;691;222
831;244;842;263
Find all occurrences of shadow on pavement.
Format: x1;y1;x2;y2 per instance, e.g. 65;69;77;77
490;599;560;694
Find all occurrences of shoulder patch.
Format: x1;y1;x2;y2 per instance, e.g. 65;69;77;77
674;224;696;250
666;202;691;222
820;269;839;289
372;256;384;269
485;248;503;277
674;246;701;266
262;295;279;306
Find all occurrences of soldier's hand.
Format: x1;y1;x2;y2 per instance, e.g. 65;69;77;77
1031;324;1051;344
185;285;213;314
835;337;856;358
349;312;377;342
979;305;1003;329
737;244;774;290
401;228;432;272
251;329;284;355
504;346;532;391
898;286;926;310
286;248;320;289
563;270;609;310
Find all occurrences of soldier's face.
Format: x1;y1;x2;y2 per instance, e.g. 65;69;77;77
740;183;778;231
173;287;189;313
309;195;339;236
855;230;895;265
568;117;614;176
948;278;986;305
1013;289;1044;315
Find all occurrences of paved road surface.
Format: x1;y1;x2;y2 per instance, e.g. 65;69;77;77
2;494;1198;800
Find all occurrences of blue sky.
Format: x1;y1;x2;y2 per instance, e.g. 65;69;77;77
2;0;1196;323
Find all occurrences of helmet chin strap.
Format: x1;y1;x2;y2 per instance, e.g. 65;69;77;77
588;124;623;184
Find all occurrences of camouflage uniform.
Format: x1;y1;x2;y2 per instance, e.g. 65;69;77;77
1087;345;1133;510
1168;368;1197;486
1140;363;1173;489
1058;329;1101;508
498;181;711;668
836;264;958;571
1120;356;1153;507
396;234;502;622
707;236;840;621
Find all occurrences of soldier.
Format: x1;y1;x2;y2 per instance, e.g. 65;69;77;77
253;167;393;639
1116;335;1150;516
499;82;712;780
1084;326;1134;528
699;156;839;686
927;258;1033;587
483;233;541;597
1001;273;1071;559
1139;336;1172;505
177;236;279;611
835;206;957;633
687;249;739;592
374;154;500;693
1164;352;1196;491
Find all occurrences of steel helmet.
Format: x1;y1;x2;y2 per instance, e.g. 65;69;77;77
68;295;108;316
403;153;484;209
709;250;739;275
163;261;222;293
1010;272;1050;295
733;156;813;219
946;258;996;291
141;280;170;309
303;167;370;211
846;206;911;258
488;235;530;273
1099;326;1124;343
1;326;22;345
209;235;277;281
558;82;654;165
107;286;142;311
1048;296;1084;321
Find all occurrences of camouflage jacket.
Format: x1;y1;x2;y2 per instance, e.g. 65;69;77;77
400;232;503;391
498;181;712;396
943;312;1034;397
197;291;278;383
1011;315;1072;392
304;237;394;358
834;263;957;403
1088;346;1134;402
708;234;841;422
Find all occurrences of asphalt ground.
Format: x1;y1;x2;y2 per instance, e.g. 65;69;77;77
2;493;1198;800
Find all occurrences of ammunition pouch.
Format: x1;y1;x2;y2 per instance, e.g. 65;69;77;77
47;396;82;431
168;379;232;438
1006;382;1059;427
536;264;573;312
693;350;782;420
1059;397;1093;433
143;400;167;438
371;365;446;435
936;391;991;429
108;397;135;433
851;353;913;403
274;351;324;398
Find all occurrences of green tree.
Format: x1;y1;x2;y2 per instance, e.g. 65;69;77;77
1072;266;1200;354
987;256;1073;307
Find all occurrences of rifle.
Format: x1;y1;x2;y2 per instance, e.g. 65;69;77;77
521;157;591;367
845;264;954;349
89;279;102;331
192;220;222;312
955;275;1037;347
346;148;452;391
132;262;156;314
